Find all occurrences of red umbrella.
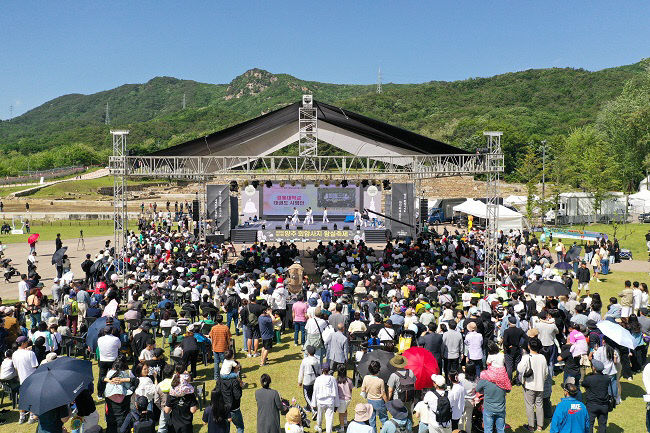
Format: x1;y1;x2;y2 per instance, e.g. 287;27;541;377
402;347;440;390
27;233;40;244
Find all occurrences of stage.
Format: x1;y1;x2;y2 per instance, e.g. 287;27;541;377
230;220;389;244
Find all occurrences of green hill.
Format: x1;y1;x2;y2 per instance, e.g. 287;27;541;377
0;60;648;181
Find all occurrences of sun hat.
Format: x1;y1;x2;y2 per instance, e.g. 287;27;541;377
386;399;408;420
286;407;301;425
354;403;373;422
389;355;408;369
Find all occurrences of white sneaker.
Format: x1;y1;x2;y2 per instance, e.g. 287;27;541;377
246;353;252;358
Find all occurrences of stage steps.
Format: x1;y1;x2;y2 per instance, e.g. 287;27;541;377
364;229;388;243
230;229;257;244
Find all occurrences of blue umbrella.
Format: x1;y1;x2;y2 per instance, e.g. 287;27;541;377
86;316;122;351
19;356;93;416
554;262;572;270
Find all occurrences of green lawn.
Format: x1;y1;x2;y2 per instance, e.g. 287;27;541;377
0;220;117;244
29;177;162;199
558;222;649;259
2;269;648;432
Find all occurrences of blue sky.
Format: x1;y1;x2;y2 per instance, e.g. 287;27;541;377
1;1;649;119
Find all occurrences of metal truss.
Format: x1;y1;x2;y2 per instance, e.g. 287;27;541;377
299;95;318;157
483;131;502;294
111;130;129;286
110;153;504;179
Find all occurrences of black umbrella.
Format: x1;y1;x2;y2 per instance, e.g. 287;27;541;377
524;279;570;297
89;259;104;275
565;245;582;262
554;262;571;271
356;349;397;382
19;356;93;416
86;316;122;351
51;246;68;265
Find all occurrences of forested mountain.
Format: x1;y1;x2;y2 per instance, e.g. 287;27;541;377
0;60;648;190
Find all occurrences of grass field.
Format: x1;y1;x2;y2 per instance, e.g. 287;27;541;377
0;220;120;244
29;177;162;199
558;222;649;259
2;265;648;432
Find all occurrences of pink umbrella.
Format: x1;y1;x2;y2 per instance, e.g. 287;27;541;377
27;233;40;244
402;347;440;390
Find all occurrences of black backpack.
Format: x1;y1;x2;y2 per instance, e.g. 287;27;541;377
395;371;417;403
132;413;155;433
432;390;452;424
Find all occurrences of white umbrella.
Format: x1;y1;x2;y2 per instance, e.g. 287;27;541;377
597;320;637;350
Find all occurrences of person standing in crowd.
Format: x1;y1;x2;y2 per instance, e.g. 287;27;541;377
293;294;309;346
582;360;610;433
256;373;283;433
423;374;453;433
209;314;231;379
549;380;590;433
13;336;38;424
312;365;339;433
298;345;321;414
360;360;388;433
442;320;463;382
97;326;121;398
517;337;547;432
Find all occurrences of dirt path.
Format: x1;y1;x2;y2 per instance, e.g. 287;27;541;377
0;235;110;300
610;259;650;273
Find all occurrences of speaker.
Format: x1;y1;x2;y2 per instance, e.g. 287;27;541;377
321;226;328;230
297;226;303;230
343;226;350;230
192;199;200;222
420;198;428;223
333;223;338;230
276;226;283;230
285;224;289;229
230;196;238;229
206;234;225;245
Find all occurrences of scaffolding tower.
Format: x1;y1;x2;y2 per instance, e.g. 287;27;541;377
483;131;502;294
298;95;318;156
111;130;129;286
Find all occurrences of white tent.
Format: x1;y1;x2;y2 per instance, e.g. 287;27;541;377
629;189;650;213
452;199;524;231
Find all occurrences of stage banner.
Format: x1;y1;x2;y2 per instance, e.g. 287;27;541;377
363;184;383;219
391;183;415;238
261;184;359;217
241;184;260;221
206;185;231;233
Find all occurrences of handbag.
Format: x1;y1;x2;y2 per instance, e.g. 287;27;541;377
523;356;534;379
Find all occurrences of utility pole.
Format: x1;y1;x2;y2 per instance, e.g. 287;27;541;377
540;140;548;219
105;102;110;125
9;105;13;120
377;67;382;94
182;93;186;109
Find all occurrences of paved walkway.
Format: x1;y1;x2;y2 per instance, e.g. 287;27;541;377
9;168;109;197
610;259;650;273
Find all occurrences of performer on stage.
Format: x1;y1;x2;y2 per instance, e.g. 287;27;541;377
354;209;363;227
291;207;299;225
307;207;314;225
322;207;329;223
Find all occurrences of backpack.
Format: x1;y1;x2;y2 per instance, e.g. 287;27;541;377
247;306;258;327
387;419;408;433
395;370;417;403
132;413;155;433
432;390;452;424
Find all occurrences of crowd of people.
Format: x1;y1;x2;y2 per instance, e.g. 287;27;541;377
0;221;649;433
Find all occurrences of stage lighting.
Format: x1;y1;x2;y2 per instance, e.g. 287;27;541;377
361;179;369;188
265;180;273;188
229;181;239;192
341;180;348;187
252;180;259;189
382;179;391;190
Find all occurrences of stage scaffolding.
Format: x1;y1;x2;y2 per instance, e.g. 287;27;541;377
108;98;503;289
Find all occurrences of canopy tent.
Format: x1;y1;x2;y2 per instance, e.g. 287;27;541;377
503;195;529;207
452;199;524;231
629;190;650;213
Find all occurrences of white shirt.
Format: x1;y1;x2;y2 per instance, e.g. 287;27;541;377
423;389;451;428
18;280;29;302
12;348;38;383
272;287;287;310
448;383;466;420
0;358;16;380
97;334;121;362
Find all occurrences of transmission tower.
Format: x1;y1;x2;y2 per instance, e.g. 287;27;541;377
182;93;186;109
483;131;502;294
298;94;318;156
9;105;12;121
105;102;110;125
377;67;382;94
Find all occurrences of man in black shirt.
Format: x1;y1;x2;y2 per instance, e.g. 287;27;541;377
557;343;582;401
418;322;443;368
180;324;200;378
582;360;611;433
503;316;526;382
246;295;265;357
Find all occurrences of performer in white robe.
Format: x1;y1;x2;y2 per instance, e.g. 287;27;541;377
322;207;329;223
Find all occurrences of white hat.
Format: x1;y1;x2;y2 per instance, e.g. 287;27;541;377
431;374;446;387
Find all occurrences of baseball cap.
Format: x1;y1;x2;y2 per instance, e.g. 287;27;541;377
431;374;446;387
16;336;28;344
